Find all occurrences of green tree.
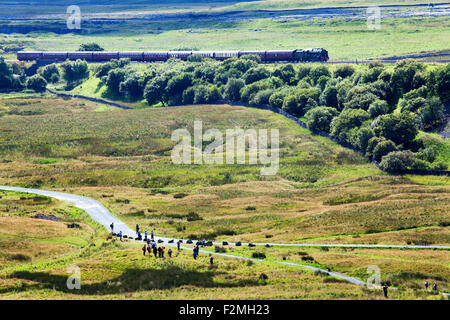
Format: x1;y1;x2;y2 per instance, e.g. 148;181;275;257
243;67;270;84
372;139;397;162
223;78;245;101
380;150;415;172
0;56;14;89
330;108;371;142
78;43;104;51
26;74;47;92
374;112;418;147
38;64;60;83
305;106;339;132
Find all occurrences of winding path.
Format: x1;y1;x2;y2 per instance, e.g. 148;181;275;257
2;186;450;286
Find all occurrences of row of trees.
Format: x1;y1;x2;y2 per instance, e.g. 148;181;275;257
93;56;448;172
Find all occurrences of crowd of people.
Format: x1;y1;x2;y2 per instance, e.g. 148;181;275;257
110;223;213;264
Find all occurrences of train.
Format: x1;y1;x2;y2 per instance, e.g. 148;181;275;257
17;49;329;63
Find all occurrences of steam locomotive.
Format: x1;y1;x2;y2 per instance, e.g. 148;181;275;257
17;48;329;63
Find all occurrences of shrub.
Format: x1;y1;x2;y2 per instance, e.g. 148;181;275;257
374;112;418;147
26;74;47;92
252;252;266;259
333;65;355;78
309;65;331;84
38;64;60;83
105;68;127;94
250;88;273;105
297;65;311;80
305;106;339;133
380;150;415;172
368;99;390;118
79;43;104;51
269;89;291;109
372;139;397;162
182;86;195;104
273;64;296;84
319;85;338;109
186;211;203;221
330;108;371;143
435;64;450;102
223;78;245;101
243;67;270;84
60;59;89;83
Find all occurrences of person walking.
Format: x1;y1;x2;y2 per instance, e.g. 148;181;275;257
168;248;172;258
110;222;114;233
210;256;214;265
177;240;181;252
119;231;123;242
193;247;197;260
142;244;146;256
383;284;389;298
433;283;438;292
425;280;429;290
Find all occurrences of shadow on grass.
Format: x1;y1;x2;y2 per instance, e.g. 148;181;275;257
3;264;260;295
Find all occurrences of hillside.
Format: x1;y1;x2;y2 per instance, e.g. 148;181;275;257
0;96;448;298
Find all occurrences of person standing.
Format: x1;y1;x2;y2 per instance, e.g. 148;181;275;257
151;230;154;241
142;244;146;256
144;231;148;242
433;283;438;292
210;256;214;265
136;224;140;234
147;245;151;256
158;246;162;258
119;231;123;242
177;240;181;252
383;284;389;298
110;222;114;233
425;280;429;290
168;248;172;258
153;245;158;258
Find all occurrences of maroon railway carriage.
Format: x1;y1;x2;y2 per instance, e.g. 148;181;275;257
119;51;144;61
91;52;120;61
143;51;169;61
265;50;295;62
67;52;93;60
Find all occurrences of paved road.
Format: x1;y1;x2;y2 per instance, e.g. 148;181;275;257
2;186;449;285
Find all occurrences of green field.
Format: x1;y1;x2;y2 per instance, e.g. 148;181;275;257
0;96;448;299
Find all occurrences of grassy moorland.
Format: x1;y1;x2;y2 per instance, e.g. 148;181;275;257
2;15;449;61
0;96;448;299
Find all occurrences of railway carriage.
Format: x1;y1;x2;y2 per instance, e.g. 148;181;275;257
119;51;144;61
214;51;239;60
41;52;68;60
265;50;295;62
168;51;193;60
67;52;93;60
143;51;169;61
91;52;120;61
17;51;42;61
17;48;329;63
